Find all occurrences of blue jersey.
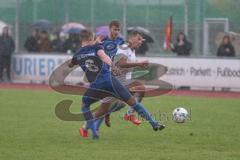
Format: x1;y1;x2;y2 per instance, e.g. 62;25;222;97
76;43;132;113
101;36;124;58
71;44;110;83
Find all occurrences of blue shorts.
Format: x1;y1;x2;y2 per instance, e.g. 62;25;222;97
82;74;132;105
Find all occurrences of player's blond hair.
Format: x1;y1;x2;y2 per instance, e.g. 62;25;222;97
80;29;93;45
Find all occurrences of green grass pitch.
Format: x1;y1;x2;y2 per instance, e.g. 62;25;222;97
0;89;240;160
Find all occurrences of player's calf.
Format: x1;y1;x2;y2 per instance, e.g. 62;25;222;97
126;97;165;131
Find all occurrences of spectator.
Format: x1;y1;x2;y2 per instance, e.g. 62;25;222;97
0;26;15;82
217;35;235;57
171;32;192;90
171;32;192;56
24;29;40;52
51;32;64;52
39;30;51;52
63;33;80;54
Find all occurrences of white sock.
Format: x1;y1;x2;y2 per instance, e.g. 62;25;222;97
126;107;135;115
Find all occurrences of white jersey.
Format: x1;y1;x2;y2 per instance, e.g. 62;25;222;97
100;44;136;104
114;43;136;81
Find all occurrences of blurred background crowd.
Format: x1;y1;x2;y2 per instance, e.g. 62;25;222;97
0;0;239;83
0;0;239;56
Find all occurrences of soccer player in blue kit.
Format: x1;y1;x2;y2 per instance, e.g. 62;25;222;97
100;20;124;58
93;20;142;130
68;29;165;139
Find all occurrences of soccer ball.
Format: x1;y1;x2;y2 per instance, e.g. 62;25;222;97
172;107;188;123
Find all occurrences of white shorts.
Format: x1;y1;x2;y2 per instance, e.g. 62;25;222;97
117;76;133;86
100;96;117;104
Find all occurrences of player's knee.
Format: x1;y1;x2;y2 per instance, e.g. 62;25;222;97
134;92;144;102
111;101;125;112
101;103;111;112
126;97;137;106
82;96;94;108
82;95;96;105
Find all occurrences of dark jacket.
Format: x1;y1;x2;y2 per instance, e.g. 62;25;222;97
51;38;64;52
0;35;15;56
63;38;80;53
24;36;40;52
217;44;235;57
172;40;192;56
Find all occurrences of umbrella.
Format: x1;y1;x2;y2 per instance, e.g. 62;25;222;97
62;22;85;34
0;21;7;34
32;19;52;31
67;28;82;34
95;26;109;37
127;26;154;43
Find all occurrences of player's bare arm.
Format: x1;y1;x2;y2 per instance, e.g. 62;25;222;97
68;61;75;68
97;49;112;66
116;55;149;68
97;49;121;75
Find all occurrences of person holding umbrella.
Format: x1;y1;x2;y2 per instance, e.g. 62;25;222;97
24;28;40;52
63;33;80;54
39;30;52;52
61;22;85;54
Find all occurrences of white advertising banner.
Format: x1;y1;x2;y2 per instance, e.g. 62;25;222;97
11;54;84;83
140;57;240;89
11;54;240;89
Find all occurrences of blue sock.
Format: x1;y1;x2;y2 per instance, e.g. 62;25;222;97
95;117;104;130
82;104;98;137
81;104;94;121
133;103;158;127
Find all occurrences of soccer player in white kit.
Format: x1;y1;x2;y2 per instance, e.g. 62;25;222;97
106;31;148;125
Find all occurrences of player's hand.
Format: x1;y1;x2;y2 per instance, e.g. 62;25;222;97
178;40;184;46
95;35;104;43
68;62;75;68
225;48;230;52
139;60;149;68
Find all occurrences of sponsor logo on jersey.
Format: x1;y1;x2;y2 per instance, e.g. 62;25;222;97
104;42;117;52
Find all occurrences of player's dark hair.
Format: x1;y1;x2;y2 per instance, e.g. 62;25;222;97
80;29;93;45
109;20;120;28
221;35;232;45
176;32;187;42
127;30;141;39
